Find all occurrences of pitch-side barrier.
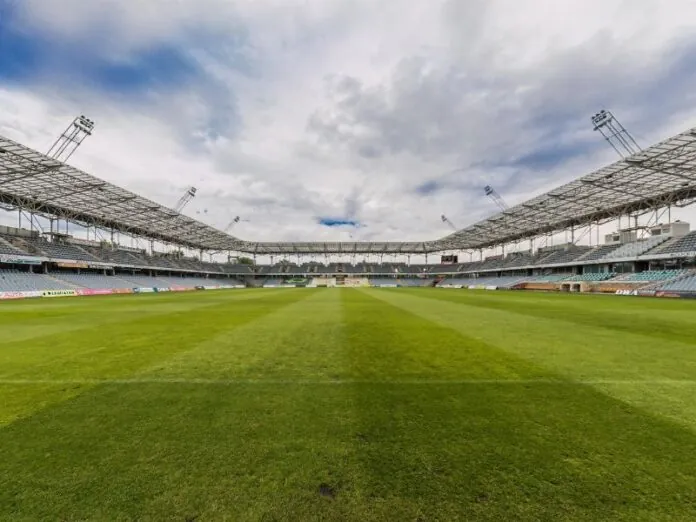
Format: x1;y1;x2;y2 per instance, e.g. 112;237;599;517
0;284;244;302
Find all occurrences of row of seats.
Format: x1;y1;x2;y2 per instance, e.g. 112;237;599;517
16;237;99;262
367;278;400;285
537;248;592;265
395;279;432;287
0;237;28;256
659;274;696;292
656;232;696;255
576;244;622;262
440;276;527;288
439;271;684;285
0;270;241;291
617;270;686;282
0;270;73;291
564;273;615;282
525;274;572;282
602;236;669;260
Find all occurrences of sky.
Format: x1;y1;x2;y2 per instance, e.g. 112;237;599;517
1;0;696;259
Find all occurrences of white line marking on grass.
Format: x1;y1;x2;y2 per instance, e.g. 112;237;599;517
2;378;696;386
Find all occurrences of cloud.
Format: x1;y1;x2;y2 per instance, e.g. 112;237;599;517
2;0;696;262
415;180;443;196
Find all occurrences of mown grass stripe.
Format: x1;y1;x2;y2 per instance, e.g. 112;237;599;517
3;378;696;385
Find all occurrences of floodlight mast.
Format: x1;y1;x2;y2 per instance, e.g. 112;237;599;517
225;216;241;232
174;186;197;213
591;109;641;158
47;115;95;162
484;185;509;211
441;214;457;230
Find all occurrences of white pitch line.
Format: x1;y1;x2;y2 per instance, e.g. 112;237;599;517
1;378;696;386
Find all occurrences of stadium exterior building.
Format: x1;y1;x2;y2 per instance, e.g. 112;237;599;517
2;127;696;297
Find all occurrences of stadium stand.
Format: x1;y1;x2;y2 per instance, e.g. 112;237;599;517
426;264;461;273
658;273;696;292
157;276;234;287
535;247;592;265
564;273;615;282
602;236;669;260
437;277;472;286
405;264;431;273
368;278;399;286
343;264;361;274
445;276;527;288
371;264;398;274
0;236;29;256
316;265;336;274
52;273;133;289
576;244;623;262
0;270;73;291
652;231;696;256
115;275;168;287
398;278;432;287
82;246;143;266
501;252;534;268
615;270;686;282
20;237;99;262
525;274;572;282
479;256;506;269
286;264;308;274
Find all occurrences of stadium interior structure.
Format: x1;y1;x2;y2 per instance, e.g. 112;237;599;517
2;125;696;298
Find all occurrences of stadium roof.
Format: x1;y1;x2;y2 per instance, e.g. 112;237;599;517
438;126;696;250
1;126;696;255
238;241;437;255
0;135;245;251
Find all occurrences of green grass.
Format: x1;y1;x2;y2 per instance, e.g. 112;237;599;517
2;288;696;520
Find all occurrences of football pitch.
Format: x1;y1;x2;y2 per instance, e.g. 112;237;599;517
2;288;696;521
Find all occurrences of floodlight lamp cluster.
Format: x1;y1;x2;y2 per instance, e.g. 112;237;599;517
76;116;95;134
591;109;612;130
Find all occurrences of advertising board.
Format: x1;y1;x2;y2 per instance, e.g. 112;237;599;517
0;255;43;265
75;289;113;296
0;290;42;300
42;290;76;298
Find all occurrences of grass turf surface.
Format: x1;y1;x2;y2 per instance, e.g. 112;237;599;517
2;288;696;520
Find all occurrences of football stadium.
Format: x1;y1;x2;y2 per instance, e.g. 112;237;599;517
4;3;696;521
2;118;696;520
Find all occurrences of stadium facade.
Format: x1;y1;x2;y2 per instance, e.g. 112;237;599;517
2;127;696;298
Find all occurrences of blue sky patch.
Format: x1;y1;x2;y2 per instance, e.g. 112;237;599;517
0;23;200;92
318;217;361;227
